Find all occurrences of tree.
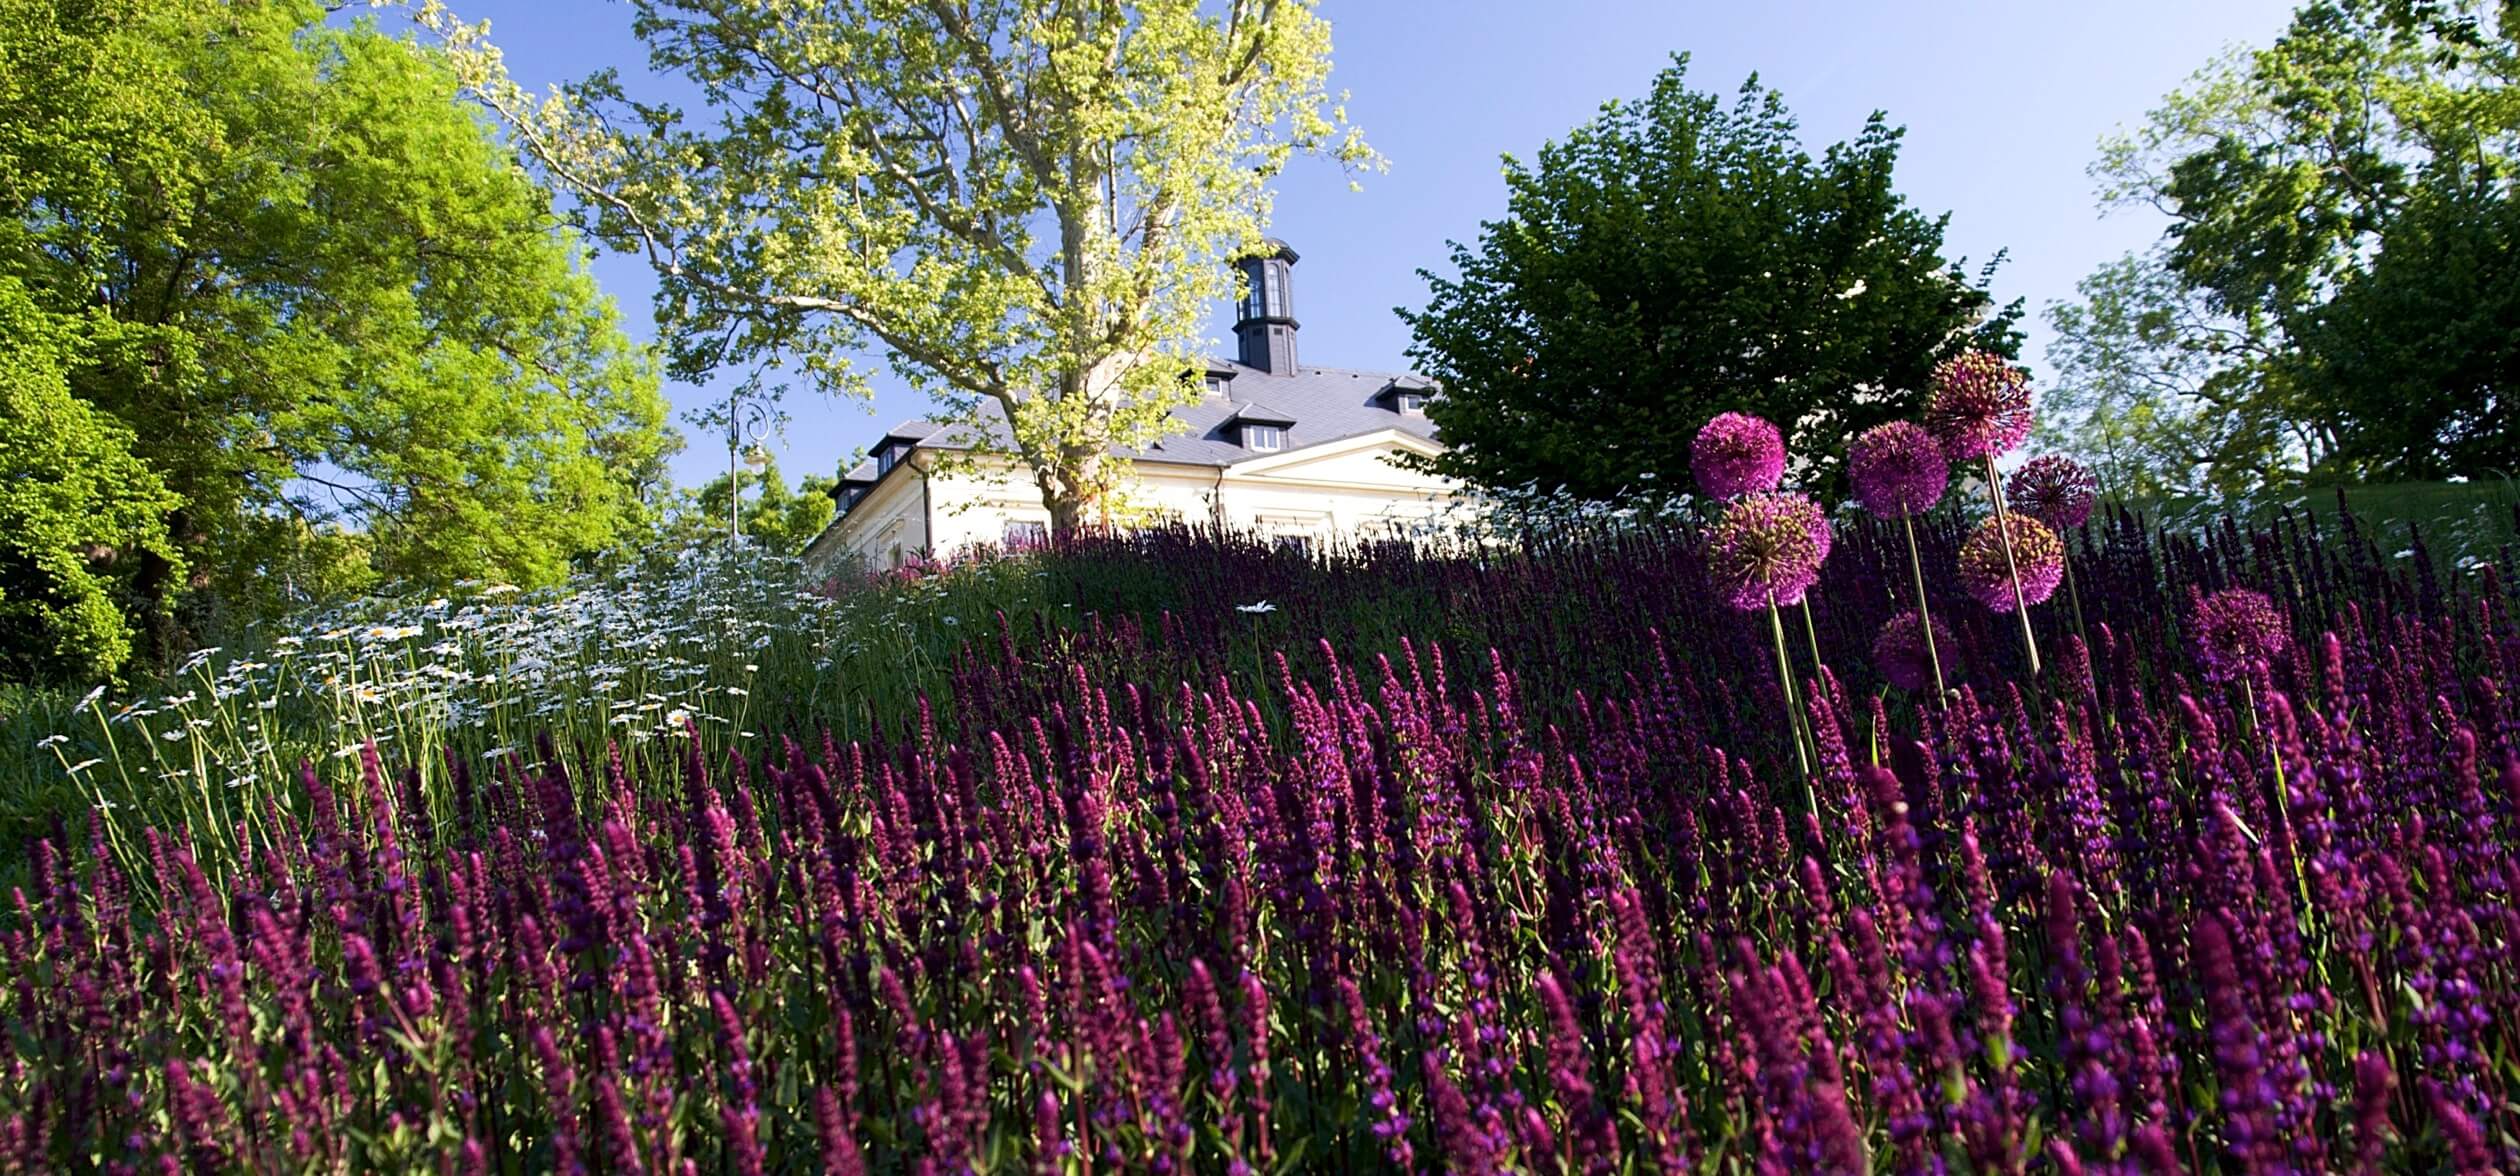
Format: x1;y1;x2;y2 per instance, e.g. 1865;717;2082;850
2037;251;2298;500
674;455;841;555
1;0;676;668
422;0;1374;534
1395;57;2019;503
2282;184;2520;478
0;278;183;682
2046;0;2520;490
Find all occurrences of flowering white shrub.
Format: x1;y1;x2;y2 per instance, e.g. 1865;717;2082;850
33;543;1050;848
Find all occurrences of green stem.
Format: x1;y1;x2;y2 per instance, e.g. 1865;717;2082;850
1769;595;1815;811
2245;677;2315;920
1902;511;1948;703
2063;551;2089;647
1984;455;2041;675
1799;597;1826;692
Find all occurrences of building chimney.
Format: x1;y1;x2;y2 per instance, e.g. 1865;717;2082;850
1232;239;1299;374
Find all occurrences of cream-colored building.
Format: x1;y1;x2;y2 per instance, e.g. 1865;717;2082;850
801;242;1462;576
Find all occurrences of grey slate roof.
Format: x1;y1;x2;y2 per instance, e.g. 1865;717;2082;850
851;357;1439;473
1222;400;1298;427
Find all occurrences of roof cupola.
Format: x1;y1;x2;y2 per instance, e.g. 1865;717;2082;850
1232;239;1299;374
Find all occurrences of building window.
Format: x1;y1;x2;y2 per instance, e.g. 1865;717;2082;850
1243;424;1285;452
1268;266;1288;317
889;542;905;569
1275;534;1312;556
1204;376;1229;397
1394;391;1428;415
876;441;912;475
1004;520;1048;549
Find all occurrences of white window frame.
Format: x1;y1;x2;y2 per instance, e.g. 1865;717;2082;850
1243;424;1285;452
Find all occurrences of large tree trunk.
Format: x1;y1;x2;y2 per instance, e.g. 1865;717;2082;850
1038;444;1107;539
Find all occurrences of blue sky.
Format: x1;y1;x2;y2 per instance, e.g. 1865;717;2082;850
449;0;2299;488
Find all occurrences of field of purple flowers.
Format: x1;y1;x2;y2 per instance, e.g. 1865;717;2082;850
7;358;2520;1171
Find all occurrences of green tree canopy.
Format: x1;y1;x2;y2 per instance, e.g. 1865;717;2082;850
2045;0;2520;494
0;0;676;675
671;454;840;557
423;0;1372;533
1396;57;2020;503
2282;184;2520;478
0;278;183;683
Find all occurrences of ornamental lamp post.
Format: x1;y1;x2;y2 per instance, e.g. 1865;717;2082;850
727;397;773;548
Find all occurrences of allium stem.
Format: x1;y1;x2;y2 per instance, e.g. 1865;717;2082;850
2242;677;2313;920
2061;551;2087;645
1983;455;2041;675
1798;599;1825;694
1768;595;1814;795
1900;513;1947;703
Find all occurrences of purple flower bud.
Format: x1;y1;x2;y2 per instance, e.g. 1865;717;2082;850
1849;421;1949;517
2350;1050;2393;1173
1925;349;2034;460
2007;455;2098;530
1872;610;1960;692
816;1086;866;1176
1691;412;1787;499
1958;514;2065;612
2189;588;2289;684
1707;492;1830;611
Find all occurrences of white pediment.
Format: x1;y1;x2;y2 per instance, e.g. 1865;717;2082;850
1222;429;1450;491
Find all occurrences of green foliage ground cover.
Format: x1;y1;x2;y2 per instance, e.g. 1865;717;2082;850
2141;479;2520;567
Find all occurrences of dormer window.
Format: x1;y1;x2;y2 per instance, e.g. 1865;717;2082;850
1394;391;1428;415
1204;376;1230;397
876;440;913;475
1243;425;1285;452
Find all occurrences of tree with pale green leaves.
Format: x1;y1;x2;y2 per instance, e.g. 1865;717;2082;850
421;0;1375;533
2045;0;2520;494
0;278;183;683
1;0;677;676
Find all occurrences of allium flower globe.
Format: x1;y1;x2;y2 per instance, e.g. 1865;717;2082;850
1848;421;1950;517
1957;515;2065;612
2008;456;2099;531
1706;492;1829;611
2191;587;2289;683
1925;350;2035;461
1691;412;1787;499
1873;610;1959;692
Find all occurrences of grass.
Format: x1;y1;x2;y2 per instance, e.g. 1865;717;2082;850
2146;478;2520;565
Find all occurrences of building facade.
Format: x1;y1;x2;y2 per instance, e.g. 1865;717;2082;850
801;241;1462;577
